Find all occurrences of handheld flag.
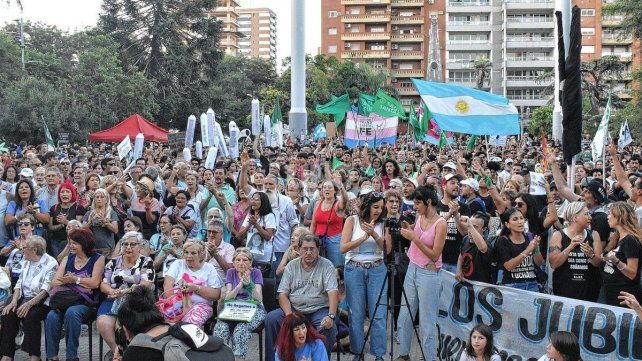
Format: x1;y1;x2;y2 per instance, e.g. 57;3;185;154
372;89;407;119
316;93;352;126
332;156;344;170
42;116;55;150
438;131;448;149
424;118;454;146
272;97;283;125
312;123;327;140
618;120;632;150
408;104;423;142
590;96;611;162
466;135;478;151
358;93;377;116
412;79;520;135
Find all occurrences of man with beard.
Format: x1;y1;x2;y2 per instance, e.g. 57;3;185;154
263;174;299;277
346;168;362;197
436;173;471;273
212;162;236;204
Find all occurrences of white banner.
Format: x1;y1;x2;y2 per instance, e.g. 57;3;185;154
251;98;260;135
200;113;210;147
436;271;641;360
488;135;508;147
117;136;132;161
618;120;633;150
591;97;611;162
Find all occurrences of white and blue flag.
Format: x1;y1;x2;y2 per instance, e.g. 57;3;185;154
313;123;327;140
412;79;520;135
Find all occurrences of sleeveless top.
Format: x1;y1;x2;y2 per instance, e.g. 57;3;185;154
65;253;102;298
408;215;446;268
345;215;385;264
553;230;592;300
313;200;343;238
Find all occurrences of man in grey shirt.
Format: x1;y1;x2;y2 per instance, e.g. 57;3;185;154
264;234;338;361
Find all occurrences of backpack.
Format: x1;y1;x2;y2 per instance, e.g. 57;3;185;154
127;323;234;361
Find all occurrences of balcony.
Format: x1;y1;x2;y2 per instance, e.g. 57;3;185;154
341;33;392;41
391;33;424;42
391;0;424;7
505;0;554;10
601;15;624;27
618;52;633;62
341;50;391;59
505;76;552;87
506;18;554;29
447;80;481;88
447;21;492;32
506;56;554;68
602;35;633;45
341;14;391;23
445;60;475;69
391;51;424;60
341;0;391;4
391;69;425;77
506;37;555;49
391;16;424;24
446;40;492;51
509;97;550;107
394;85;418;95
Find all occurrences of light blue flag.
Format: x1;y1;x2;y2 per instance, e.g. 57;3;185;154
313;123;327;140
412;79;520;135
423;134;455;146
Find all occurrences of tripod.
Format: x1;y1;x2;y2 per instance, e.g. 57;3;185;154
357;237;426;361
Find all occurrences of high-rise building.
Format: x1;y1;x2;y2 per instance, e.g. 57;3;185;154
575;0;640;100
237;8;278;64
207;0;243;56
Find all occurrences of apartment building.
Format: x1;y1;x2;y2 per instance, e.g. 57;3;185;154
206;0;243;56
237;8;278;64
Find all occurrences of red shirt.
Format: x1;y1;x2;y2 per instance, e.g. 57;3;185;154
313;200;344;237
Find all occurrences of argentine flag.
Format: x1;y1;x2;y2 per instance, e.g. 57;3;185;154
412;79;520;135
312;123;327;140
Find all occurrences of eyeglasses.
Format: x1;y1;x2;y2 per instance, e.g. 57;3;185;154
122;242;139;248
300;247;317;254
108;171;119;175
18;222;32;227
60;162;70;165
207;230;222;235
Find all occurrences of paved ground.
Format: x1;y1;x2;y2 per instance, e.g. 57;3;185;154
14;321;427;361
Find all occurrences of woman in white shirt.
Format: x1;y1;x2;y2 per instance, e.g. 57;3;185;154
0;235;57;361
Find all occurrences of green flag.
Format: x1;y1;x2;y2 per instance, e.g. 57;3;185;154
331;156;344;170
42;116;55;150
467;135;478;151
372;89;406;119
438;131;448;149
316;93;352;126
271;96;282;125
408;104;423;142
358;93;377;116
419;101;430;136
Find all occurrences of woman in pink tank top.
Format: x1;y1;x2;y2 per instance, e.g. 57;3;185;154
396;185;447;361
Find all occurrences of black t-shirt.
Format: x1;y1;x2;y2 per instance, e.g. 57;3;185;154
495;235;537;284
49;203;87;241
459;236;493;283
479;194;496;216
602;235;642;288
436;200;471;265
590;208;610;246
552;230;593;301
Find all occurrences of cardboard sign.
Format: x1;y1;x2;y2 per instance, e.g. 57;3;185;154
218;300;258;322
117;136;132;160
326;122;337;138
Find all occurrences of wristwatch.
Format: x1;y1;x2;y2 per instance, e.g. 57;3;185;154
327;313;336;320
76;277;81;285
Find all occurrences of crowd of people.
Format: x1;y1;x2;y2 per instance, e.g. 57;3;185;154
0;133;639;361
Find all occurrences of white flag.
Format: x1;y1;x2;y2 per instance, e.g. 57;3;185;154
591;96;611;162
618;120;633;150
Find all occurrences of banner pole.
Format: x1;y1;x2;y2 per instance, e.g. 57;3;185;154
485;135;490;160
603;132;608;189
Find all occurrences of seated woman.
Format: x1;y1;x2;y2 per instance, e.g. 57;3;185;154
213;247;265;359
149;214;172;256
276;227;310;276
0;235;57;361
98;231;155;361
153;224;187;285
163;240;222;327
44;228;105;361
275;312;328;361
0;214;36;285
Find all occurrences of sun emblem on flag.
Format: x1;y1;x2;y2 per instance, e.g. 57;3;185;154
455;100;469;114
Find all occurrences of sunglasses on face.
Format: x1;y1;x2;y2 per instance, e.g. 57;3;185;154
18;222;32;227
109;171;119;175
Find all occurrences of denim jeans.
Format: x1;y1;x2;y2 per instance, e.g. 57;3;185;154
45;305;93;359
344;262;388;357
504;280;539;293
264;307;337;361
322;234;344;267
441;263;457;274
396;263;442;361
270;251;285;280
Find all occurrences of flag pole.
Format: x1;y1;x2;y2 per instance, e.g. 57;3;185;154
485;135;490;160
603;132;607;189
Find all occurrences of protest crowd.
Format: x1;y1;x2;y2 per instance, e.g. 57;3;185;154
0;131;639;361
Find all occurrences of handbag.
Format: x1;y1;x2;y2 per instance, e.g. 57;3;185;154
49;284;97;313
156;288;189;323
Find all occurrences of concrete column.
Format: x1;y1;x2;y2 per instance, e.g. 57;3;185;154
289;0;308;140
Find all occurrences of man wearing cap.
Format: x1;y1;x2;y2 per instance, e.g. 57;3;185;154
19;167;35;190
401;177;417;216
498;158;513;185
437;173;471;273
459;178;486;214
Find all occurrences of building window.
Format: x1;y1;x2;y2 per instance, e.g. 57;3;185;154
399;63;414;70
580;9;595;16
581;27;595;36
328;27;338;35
371;27;385;33
581;45;595;54
350;8;360;15
400;99;412;106
328;11;340;18
328;45;337;53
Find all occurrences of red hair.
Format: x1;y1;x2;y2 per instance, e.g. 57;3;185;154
275;312;325;361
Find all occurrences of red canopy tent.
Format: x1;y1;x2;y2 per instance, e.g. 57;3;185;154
88;114;169;142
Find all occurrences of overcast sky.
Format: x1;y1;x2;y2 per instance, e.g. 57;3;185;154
0;0;321;69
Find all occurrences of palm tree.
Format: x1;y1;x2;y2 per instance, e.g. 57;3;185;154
473;56;492;89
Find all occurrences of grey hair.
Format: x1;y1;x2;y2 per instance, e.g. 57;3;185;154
208;219;225;230
121;231;144;244
233;247;254;263
183;239;208;263
66;220;82;232
144;165;160;180
563;201;587;225
27;235;47;256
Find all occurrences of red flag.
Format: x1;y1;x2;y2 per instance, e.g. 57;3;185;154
541;136;550;170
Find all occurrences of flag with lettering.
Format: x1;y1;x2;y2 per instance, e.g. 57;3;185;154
344;112;398;149
618;119;632;150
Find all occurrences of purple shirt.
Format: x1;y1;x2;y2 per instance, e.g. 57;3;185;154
225;268;263;302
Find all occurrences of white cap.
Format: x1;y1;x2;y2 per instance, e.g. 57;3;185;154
19;168;33;178
460;178;479;193
505;158;514;164
443;161;457;170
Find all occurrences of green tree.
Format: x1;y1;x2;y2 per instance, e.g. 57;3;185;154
602;0;642;39
473;56;492;89
99;0;223;127
581;55;626;116
527;105;553;136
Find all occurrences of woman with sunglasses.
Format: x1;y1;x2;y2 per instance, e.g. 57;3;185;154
1;214;36;285
5;179;49;239
340;192;390;361
97;231;154;361
548;201;602;301
495;208;544;292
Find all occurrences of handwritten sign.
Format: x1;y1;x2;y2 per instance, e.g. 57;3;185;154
117;136;132;161
218;300;258;322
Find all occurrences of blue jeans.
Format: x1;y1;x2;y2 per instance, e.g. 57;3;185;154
270;251;285;280
264;307;337;361
396;263;442;361
345;262;388;357
504;280;539;293
441;263;457;274
322;234;344;267
45;305;93;359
